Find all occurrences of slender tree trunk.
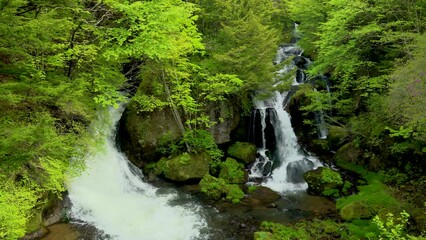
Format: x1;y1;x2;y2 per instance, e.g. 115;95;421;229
162;70;191;152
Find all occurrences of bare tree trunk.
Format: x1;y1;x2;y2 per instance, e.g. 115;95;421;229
162;70;191;152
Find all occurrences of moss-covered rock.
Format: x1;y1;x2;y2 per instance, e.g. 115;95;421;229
340;201;372;220
327;126;349;150
219;158;247;184
227;142;257;164
304;167;344;197
334;142;363;166
199;174;228;200
155;152;210;182
225;185;245;204
199;174;245;203
119;102;181;167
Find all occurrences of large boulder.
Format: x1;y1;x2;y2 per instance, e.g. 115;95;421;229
199;174;228;200
286;158;315;183
227;142;257;164
155;152;211;182
303;167;343;197
119;102;181;167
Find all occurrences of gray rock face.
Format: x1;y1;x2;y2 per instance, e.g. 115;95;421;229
207;100;240;144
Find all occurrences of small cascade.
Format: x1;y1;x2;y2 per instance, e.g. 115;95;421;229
249;91;322;192
249;44;323;193
68;106;206;240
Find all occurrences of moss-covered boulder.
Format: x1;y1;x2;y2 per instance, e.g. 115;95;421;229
303;167;343;197
219;158;247;184
334;142;363;166
119;102;181;167
199;174;228;200
340;201;372;220
327;126;348;150
199;174;245;203
155;152;210;182
227;142;257;164
225;185;245;204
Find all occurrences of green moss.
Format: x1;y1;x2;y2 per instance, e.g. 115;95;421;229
155;152;210;181
344;220;380;240
336;161;399;221
255;222;310;240
304;167;343;197
342;180;353;194
225;185;245;204
322;188;340;198
227;142;257;164
199;174;227;200
340;201;372;220
321;168;343;185
247;185;258;193
219;158;246;184
25;208;42;233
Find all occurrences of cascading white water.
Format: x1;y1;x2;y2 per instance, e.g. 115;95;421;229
68;106;206;240
249;45;322;193
250;92;322;193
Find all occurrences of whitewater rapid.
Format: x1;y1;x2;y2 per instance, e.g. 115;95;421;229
68;106;206;240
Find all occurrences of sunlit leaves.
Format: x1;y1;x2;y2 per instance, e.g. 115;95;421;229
102;0;203;60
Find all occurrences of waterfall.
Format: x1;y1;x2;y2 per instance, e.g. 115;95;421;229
249;45;322;193
68;106;206;240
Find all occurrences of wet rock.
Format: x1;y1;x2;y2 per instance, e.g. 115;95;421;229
293;56;308;68
20;227;48;240
227;142;257;164
41;224;80;240
155;152;210;182
262;161;273;176
245;186;281;206
286;158;315;183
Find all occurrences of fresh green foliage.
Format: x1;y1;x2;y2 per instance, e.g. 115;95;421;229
0;179;39;240
372;210;423;240
181;129;224;161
